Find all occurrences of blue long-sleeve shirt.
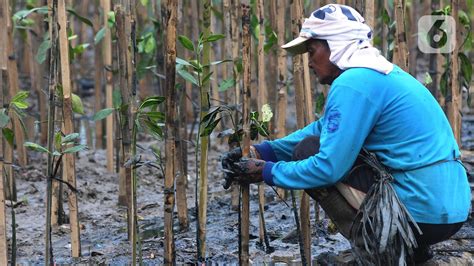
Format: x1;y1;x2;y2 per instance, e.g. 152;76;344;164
255;66;470;224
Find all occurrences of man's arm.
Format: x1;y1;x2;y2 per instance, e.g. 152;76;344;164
254;119;324;162
263;86;381;189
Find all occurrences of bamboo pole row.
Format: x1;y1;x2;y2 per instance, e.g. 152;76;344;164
447;0;461;144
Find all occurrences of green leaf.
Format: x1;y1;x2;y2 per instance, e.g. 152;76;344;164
107;11;116;27
142;119;163;139
200;117;221;137
0;109;10;128
205;59;232;67
71;93;85;115
143;35;156;54
36;38;51;64
201;71;213;86
314;92;325;115
423;72;433;86
138;96;166;110
459;53;472;86
204;34;225;43
11;91;28;103
177;68;198;86
93;108;114;121
140;0;149;6
178;35;195;51
62;133;80;143
382;8;390;25
218;78;235;92
63;144;87;154
143;111;165;122
54;131;62;150
94;27;106;45
3;128;14;147
176;57;192;66
201;106;221;130
13;6;48;22
440;71;449;97
11;91;29;109
24;141;50;153
113;89;122;109
67;8;93;27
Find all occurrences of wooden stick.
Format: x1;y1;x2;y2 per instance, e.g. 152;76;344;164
240;3;251;265
198;0;212;261
0;72;8;266
94;4;104;149
163;1;178;263
6;0;26;168
393;0;408;71
58;0;81;257
46;0;59;263
101;0;114;172
447;0;461;145
256;0;267;249
5;0;19;202
291;0;312;264
230;0;241;212
0;2;7;260
273;0;287;200
175;0;189;232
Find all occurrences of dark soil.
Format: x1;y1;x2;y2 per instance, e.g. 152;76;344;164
5;138;474;265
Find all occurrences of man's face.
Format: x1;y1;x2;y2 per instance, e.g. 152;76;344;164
306;39;342;85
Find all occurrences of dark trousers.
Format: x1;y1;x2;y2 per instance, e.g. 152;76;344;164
292;136;464;259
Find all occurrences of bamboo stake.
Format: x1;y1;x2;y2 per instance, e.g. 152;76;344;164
198;0;212;261
94;4;104;149
447;0;461;145
0;1;7;259
0;73;8;266
163;1;177;263
273;0;287;200
5;0;20;201
393;0;409;71
58;0;81;257
46;0;59;263
175;1;189;231
102;0;114;172
6;1;27;170
230;0;241;211
130;0;139;261
256;0;267;249
241;3;251;265
115;4;134;237
291;0;311;264
365;0;375;30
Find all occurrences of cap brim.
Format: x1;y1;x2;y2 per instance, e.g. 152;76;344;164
281;36;310;54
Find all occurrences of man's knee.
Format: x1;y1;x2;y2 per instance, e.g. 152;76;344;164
292;135;320;161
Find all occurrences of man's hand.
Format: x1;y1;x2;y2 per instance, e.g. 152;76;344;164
221;146;262;189
228;157;265;184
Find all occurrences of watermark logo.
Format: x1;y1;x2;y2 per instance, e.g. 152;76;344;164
418;15;456;54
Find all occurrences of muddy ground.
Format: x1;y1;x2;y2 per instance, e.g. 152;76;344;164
4;134;474;265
